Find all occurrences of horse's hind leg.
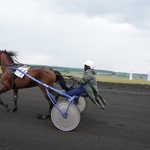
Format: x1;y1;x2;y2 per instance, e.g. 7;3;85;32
37;86;53;119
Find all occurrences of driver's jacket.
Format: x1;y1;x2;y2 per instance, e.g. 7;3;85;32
72;69;107;110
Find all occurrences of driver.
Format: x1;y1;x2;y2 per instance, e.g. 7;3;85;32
65;60;107;110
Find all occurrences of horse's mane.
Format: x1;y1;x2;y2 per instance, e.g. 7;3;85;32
2;50;18;63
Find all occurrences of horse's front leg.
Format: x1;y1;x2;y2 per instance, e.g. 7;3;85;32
8;89;18;112
0;86;9;109
0;97;8;108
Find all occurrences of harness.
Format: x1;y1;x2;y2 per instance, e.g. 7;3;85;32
5;67;18;90
1;63;23;90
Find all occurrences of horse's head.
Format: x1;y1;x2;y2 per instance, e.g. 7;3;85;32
0;50;18;72
0;49;18;63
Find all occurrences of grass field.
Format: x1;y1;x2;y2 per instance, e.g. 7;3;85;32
96;75;150;85
63;73;150;85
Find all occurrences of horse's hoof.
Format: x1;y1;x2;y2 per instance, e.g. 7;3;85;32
7;108;17;112
12;109;17;112
36;114;45;119
7;109;13;112
36;114;50;120
4;103;8;108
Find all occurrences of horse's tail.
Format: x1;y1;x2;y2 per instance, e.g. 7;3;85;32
51;69;71;91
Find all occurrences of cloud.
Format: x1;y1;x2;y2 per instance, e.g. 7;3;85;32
51;0;150;29
0;0;150;74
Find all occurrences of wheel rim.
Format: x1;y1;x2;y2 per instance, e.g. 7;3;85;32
51;101;80;131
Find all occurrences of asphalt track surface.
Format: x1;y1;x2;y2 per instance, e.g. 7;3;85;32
0;84;150;150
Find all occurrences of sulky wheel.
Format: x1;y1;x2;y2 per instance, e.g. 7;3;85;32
51;101;80;131
73;96;87;113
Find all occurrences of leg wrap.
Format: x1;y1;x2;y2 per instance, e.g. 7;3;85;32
13;95;18;111
13;95;18;103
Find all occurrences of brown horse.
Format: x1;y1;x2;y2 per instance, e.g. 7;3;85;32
0;50;56;119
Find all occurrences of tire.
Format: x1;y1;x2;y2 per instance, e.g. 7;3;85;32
51;101;80;131
73;96;87;113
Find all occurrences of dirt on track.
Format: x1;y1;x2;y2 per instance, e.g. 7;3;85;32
97;81;150;92
66;79;150;93
0;78;150;150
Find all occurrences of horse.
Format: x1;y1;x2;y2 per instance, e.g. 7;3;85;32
0;49;56;119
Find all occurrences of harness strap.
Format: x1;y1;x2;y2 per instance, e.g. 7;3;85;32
5;68;18;90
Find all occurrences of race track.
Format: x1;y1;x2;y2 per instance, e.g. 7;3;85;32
0;84;150;150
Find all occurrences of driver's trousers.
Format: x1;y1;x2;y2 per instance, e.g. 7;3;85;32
65;85;86;96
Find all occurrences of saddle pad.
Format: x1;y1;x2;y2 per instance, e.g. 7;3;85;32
14;66;30;78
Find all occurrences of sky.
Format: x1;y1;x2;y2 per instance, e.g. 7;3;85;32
0;0;150;74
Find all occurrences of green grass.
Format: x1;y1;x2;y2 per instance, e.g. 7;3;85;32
63;73;150;85
96;76;150;85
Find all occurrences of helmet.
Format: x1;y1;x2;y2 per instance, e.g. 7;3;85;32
84;60;95;69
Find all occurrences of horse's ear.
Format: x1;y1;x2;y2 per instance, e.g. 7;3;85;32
4;49;6;51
